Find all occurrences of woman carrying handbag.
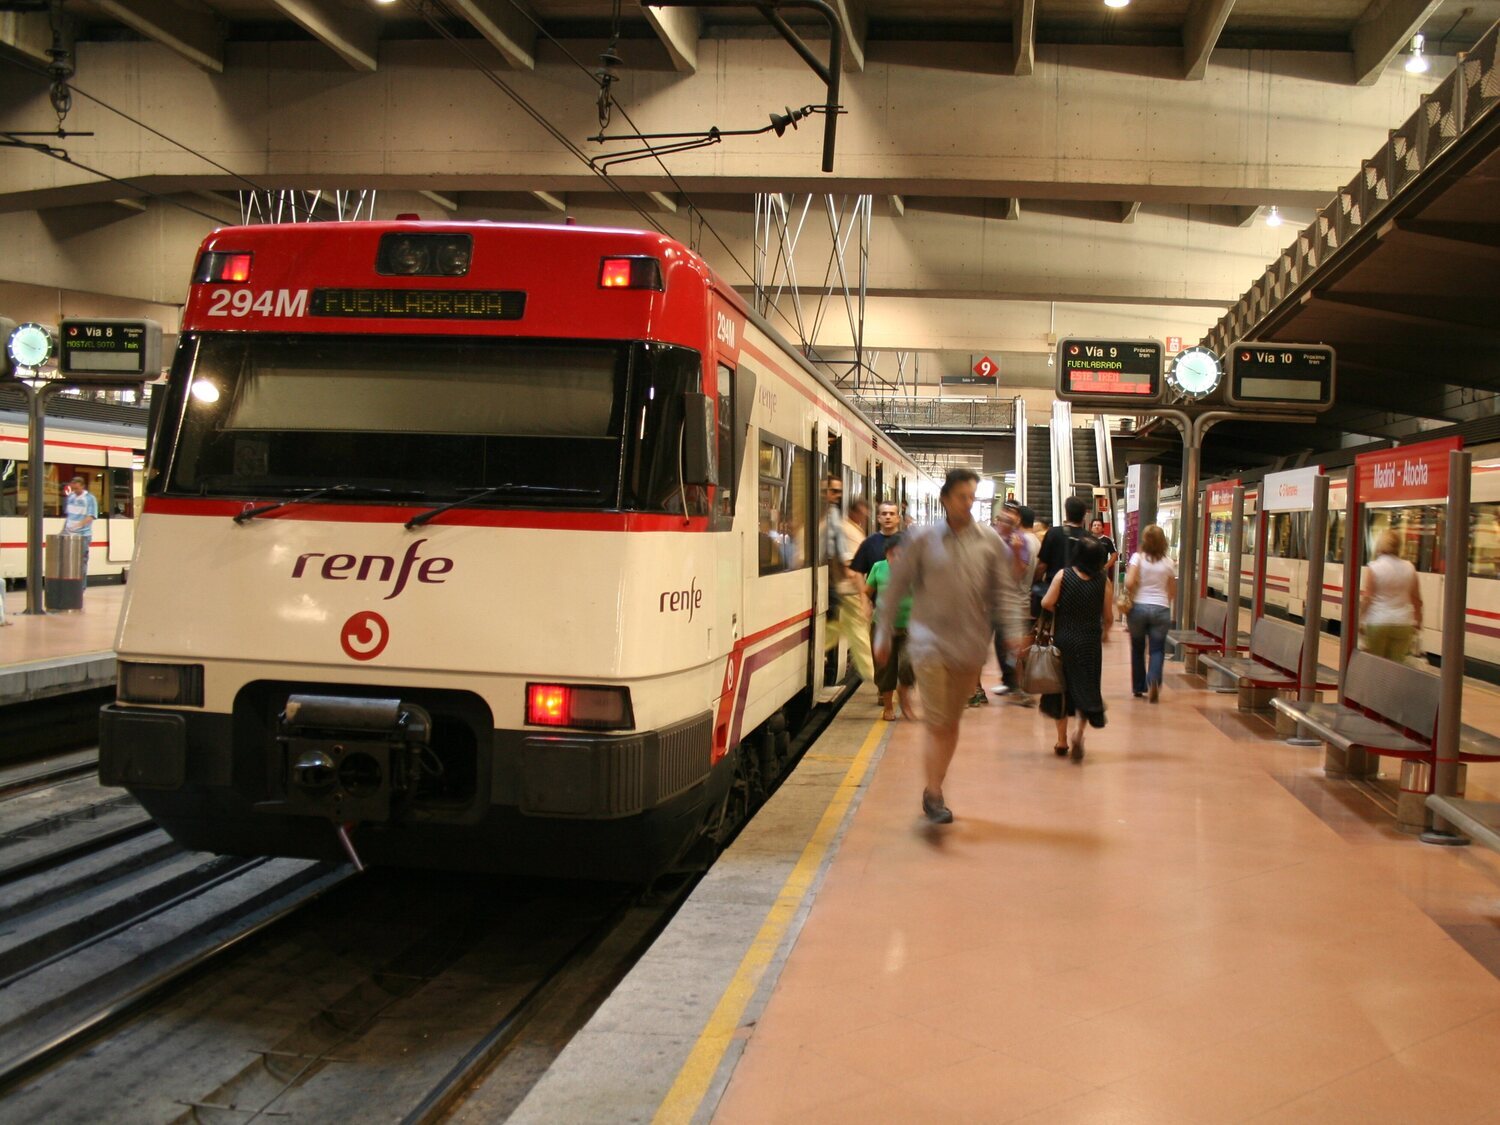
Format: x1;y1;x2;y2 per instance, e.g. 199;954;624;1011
1038;536;1112;761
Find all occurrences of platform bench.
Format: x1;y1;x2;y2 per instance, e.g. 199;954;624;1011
1166;599;1229;674
1199;617;1338;717
1273;651;1442;830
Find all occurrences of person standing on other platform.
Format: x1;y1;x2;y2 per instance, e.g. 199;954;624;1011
1040;535;1112;761
866;535;915;721
1125;524;1177;702
874;469;1027;824
1361;529;1422;663
822;480;874;681
63;476;99;592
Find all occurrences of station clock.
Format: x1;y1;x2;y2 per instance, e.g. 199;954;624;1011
6;322;58;371
1167;345;1223;401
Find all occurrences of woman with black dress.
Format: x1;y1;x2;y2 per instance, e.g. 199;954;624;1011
1039;535;1113;761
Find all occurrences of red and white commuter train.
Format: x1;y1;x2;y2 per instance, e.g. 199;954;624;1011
1158;441;1500;668
100;221;924;879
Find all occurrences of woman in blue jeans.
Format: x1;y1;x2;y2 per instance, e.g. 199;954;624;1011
1125;524;1178;702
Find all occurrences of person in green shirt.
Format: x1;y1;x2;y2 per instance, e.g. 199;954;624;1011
865;535;915;722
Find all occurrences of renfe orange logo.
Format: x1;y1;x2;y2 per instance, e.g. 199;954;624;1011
341;611;390;661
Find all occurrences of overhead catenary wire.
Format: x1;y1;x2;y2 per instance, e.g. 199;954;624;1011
0;55;298;215
481;0;829;354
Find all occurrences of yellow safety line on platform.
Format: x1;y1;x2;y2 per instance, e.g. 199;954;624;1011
653;717;887;1125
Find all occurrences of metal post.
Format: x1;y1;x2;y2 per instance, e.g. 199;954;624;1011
1340;479;1361;702
1286;473;1329;748
1423;448;1471;845
23;382;65;615
1178;432;1201;630
1299;475;1329;706
1225;486;1245;655
1252;502;1269;625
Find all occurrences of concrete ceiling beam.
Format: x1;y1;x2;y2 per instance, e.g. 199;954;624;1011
92;0;224;73
645;191;679;213
643;3;699;74
1001;198;1021;221
0;11;55;65
1350;0;1444;86
419;190;461;211
829;0;867;74
1011;0;1036;77
1182;0;1235;81
888;194;905;217
447;0;537;71
267;0;380;72
1117;201;1142;224
531;190;567;212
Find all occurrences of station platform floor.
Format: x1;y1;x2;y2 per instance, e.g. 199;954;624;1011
514;637;1500;1125
0;584;122;704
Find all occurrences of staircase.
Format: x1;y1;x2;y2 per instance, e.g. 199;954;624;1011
1025;426;1053;523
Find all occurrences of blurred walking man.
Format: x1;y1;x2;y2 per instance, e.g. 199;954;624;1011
874;469;1028;823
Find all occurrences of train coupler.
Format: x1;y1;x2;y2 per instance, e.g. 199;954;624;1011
268;695;434;828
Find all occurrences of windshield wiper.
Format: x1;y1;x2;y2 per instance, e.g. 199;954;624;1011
233;484;360;523
404;484;600;529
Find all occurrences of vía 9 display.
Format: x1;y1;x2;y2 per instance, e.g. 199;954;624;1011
1056;338;1163;402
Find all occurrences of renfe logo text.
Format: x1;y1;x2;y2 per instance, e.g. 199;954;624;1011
660;577;703;622
292;539;453;600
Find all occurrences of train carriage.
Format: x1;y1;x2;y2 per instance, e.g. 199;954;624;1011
99;220;923;880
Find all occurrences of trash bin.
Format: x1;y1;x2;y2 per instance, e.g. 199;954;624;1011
44;533;86;611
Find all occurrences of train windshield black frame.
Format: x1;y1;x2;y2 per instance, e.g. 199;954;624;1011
156;334;706;512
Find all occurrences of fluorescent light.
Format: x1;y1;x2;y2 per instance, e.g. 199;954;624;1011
1266;206;1283;228
1104;0;1130;7
1406;33;1429;73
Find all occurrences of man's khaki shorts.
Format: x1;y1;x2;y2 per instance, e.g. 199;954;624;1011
913;659;980;730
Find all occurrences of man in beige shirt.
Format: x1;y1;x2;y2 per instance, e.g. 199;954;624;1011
874;468;1028;823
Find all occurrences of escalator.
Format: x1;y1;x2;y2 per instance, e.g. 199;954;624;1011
1072;428;1100;497
1025;426;1052;524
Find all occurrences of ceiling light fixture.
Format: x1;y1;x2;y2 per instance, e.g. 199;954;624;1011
1104;0;1130;7
1266;205;1283;228
1406;33;1430;73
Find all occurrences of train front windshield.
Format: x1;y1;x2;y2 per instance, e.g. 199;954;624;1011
155;334;704;511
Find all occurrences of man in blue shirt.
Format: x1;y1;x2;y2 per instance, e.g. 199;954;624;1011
63;476;99;583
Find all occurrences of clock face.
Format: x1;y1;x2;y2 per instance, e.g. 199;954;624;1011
1169;346;1223;399
7;323;57;370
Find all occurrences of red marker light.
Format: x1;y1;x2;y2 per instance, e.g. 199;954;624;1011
527;683;570;726
600;258;633;288
222;253;252;282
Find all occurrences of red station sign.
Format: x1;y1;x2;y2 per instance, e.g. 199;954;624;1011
972;355;997;380
1207;479;1241;510
1354;436;1461;504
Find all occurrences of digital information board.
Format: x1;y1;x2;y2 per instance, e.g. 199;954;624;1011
1056;338;1164;405
59;319;163;378
1225;342;1335;410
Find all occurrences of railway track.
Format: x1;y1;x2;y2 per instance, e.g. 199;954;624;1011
0;868;679;1123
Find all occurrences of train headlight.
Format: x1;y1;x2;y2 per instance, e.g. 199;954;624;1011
525;683;634;731
376;233;473;277
118;661;204;707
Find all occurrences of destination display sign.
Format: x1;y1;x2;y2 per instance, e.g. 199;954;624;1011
309;289;526;320
1226;342;1335;410
60;318;162;377
1055;338;1163;404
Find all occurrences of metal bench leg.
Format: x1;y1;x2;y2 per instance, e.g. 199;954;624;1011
1323;744;1379;780
1238;685;1276;712
1397;761;1467;835
1184;651;1202;676
1277;692;1323;739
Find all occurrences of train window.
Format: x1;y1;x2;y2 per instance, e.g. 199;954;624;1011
1364;507;1445;574
713;363;735;528
1327;511;1345;564
108;468;134;518
1471;504;1500;578
758;435;809;576
0;460;16;516
160;333;726;516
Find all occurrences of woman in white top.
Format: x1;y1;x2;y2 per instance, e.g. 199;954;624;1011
1360;529;1422;663
1124;524;1177;702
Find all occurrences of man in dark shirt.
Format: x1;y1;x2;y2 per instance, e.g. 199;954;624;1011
851;500;901;578
1035;495;1088;616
